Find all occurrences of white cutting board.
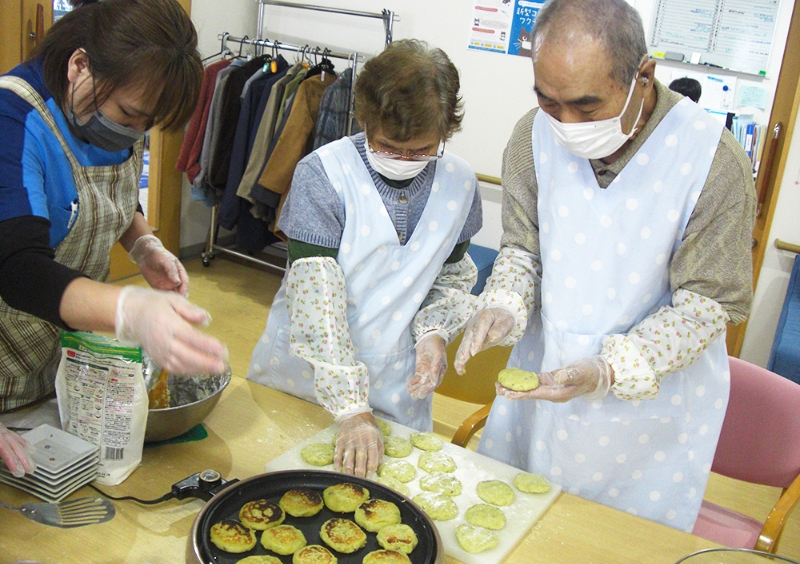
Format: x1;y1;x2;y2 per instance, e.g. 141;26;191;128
264;420;561;564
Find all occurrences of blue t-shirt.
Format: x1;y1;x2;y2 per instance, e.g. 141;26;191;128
0;59;131;248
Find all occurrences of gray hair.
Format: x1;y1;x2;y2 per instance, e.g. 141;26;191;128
532;0;648;86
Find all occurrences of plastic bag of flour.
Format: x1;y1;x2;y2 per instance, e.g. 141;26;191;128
55;331;147;485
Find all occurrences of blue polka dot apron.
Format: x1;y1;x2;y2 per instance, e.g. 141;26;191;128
247;138;476;430
478;99;729;532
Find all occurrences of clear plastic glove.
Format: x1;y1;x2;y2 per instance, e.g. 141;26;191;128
334;412;384;478
129;234;189;297
407;333;448;400
115;285;227;375
497;355;614;403
0;422;36;478
454;307;516;375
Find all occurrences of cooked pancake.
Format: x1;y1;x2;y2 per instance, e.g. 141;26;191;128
320;518;367;554
476;480;515;506
354;499;402;532
260;524;307;555
362;550;412;564
377;460;416;483
292;545;338;564
417;451;456;474
375;418;392;437
374;475;410;497
497;367;539;391
409;432;442;451
239;499;286;530
418;471;462;497
280;488;324;517
464;503;506;530
236;557;283;564
376;524;419;554
513;472;552;494
209;519;257;553
323;482;370;513
412;491;458;521
301;442;335;466
383;436;413;458
455;523;499;554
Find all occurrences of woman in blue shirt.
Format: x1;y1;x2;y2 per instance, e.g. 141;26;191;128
0;0;227;476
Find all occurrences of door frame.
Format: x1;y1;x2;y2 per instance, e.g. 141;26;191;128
726;0;800;357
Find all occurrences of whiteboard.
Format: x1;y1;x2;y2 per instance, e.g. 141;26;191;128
649;0;779;76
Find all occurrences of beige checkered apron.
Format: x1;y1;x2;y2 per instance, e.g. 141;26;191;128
0;76;142;411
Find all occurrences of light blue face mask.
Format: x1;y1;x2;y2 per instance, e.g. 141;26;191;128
68;85;146;152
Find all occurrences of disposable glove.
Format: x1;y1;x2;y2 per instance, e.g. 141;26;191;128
497;355;614;403
454;307;516;374
115;286;227;376
334;412;384;478
407;333;448;400
129;234;189;297
0;422;36;478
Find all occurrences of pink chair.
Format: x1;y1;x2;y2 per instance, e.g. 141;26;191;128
692;356;800;553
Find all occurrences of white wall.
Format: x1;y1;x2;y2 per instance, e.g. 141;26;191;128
182;0;797;366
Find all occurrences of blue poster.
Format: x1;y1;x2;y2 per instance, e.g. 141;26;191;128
468;0;547;57
508;0;546;57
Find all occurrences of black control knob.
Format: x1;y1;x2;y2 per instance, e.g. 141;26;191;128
199;469;222;492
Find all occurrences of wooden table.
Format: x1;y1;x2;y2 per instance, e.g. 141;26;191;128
0;377;720;564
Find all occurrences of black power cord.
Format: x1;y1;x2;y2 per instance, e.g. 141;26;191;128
89;483;175;505
87;470;236;505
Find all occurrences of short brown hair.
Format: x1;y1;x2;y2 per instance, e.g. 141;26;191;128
354;39;463;142
29;0;202;131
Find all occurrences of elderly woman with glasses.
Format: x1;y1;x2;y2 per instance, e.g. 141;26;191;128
247;39;482;477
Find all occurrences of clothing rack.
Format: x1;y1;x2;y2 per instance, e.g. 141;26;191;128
256;0;397;48
776;239;800;254
200;4;397;272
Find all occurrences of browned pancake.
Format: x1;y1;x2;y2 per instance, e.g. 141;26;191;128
323;482;370;513
209;519;257;553
280;488;324;517
362;550;412;564
319;518;367;554
239;499;285;530
292;544;338;564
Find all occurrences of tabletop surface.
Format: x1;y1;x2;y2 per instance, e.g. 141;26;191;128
0;377;720;564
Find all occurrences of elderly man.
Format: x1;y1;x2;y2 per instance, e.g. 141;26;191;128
455;0;755;531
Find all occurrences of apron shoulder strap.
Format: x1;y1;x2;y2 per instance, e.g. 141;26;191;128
0;76;81;169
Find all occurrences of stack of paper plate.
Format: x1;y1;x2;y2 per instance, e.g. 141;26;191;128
0;424;99;502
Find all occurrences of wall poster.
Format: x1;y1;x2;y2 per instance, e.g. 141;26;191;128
468;0;547;57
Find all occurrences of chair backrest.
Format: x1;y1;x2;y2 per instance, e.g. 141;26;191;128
436;334;511;405
713;356;800;488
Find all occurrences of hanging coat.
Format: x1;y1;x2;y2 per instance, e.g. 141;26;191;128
479;97;729;532
247;137;476;429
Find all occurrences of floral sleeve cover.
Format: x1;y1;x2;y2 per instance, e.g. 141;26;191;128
412;254;478;345
473;246;540;347
602;288;730;401
286;257;372;421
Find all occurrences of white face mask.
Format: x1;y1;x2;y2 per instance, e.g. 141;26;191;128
543;75;645;159
365;145;430;181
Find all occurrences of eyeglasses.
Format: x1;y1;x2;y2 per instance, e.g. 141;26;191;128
367;140;446;161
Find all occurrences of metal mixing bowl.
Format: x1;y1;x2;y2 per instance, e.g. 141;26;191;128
144;363;232;442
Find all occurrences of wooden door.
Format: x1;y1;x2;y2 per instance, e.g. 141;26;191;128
725;0;800;357
0;0;53;74
108;0;190;280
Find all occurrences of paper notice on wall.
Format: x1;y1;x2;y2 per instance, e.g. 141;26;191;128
737;85;769;109
670;69;736;113
468;0;546;57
